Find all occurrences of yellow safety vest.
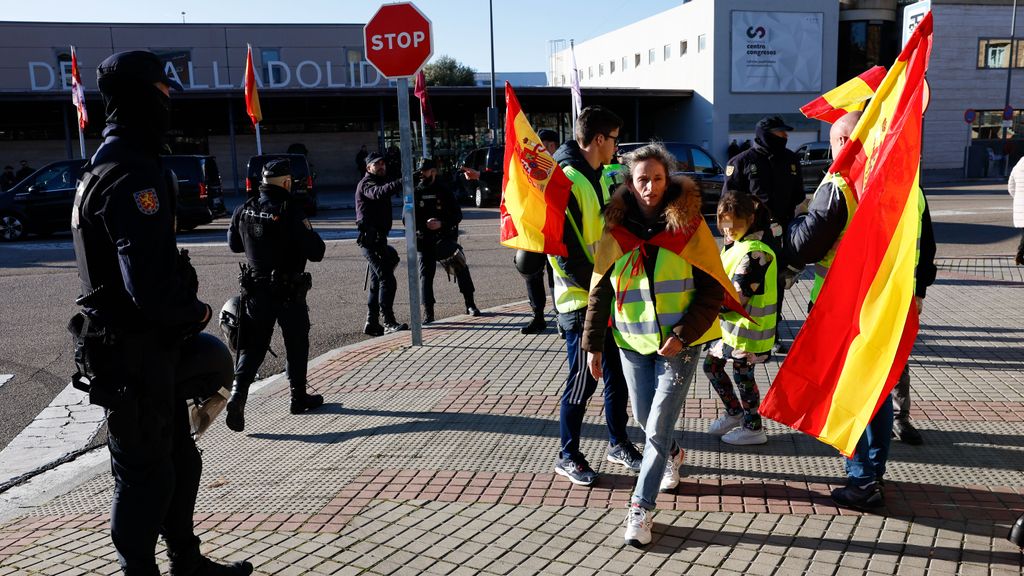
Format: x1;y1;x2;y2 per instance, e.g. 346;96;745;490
810;172;857;303
609;245;722;354
601;163;627;192
720;238;778;353
548;165;610;313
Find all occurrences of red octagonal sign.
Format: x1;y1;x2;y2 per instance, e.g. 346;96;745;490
364;2;433;79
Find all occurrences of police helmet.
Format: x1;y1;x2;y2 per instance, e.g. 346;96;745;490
514;249;546;277
383;245;401;271
177;332;234;399
219;296;241;353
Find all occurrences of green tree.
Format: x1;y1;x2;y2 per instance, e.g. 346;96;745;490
423;55;476;86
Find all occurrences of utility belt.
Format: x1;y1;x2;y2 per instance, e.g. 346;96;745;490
67;310;123;409
356;223;387;248
238;263;312;301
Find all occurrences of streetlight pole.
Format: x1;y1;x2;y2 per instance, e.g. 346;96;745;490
488;0;497;143
1003;0;1018;175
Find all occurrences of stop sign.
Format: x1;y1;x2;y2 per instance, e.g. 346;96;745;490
363;2;433;78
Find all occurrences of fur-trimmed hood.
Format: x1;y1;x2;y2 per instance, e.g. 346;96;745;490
603;175;702;236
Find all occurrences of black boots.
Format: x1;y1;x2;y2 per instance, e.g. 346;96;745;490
521;314;547;334
383;314;409;334
169;549;253;576
423;306;435;324
225;381;248;432
363;312;384;336
290;388;324;415
465;296;481;317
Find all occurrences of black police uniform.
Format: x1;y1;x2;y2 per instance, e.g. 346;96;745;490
355;153;407;335
70;50;251;576
724;116;804;349
411;163;478;322
226;160;326;432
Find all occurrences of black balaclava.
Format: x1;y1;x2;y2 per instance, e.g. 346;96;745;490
98;74;171;151
754;123;789;154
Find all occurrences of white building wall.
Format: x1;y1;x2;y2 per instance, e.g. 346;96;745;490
927;3;1024;171
551;0;838;162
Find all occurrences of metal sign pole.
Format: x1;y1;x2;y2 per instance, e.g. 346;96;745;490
397;77;423;345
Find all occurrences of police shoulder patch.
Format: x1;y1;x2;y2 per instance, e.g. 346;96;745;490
725;165;735;177
133;189;160;215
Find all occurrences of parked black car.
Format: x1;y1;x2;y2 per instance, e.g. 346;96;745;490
459;145;504;208
795;140;832;192
163;154;227;219
0;157;214;241
245;153;317;216
616;142;725;214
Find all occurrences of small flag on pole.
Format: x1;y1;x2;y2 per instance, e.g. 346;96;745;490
414;70;435;127
570;41;582;124
70;46;88;131
244;44;263;127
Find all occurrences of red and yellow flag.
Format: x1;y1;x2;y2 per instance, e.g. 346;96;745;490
760;12;933;457
500;82;572;256
800;65;887;124
244;44;262;127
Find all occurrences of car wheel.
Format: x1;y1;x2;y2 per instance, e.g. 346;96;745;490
0;213;25;241
474;184;487;208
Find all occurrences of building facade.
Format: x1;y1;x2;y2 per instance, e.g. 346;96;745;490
549;0;841;163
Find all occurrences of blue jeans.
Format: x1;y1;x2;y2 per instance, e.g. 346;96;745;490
558;311;631;461
619;345;701;510
844;395;894;485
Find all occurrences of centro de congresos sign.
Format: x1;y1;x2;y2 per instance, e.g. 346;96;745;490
25;58;390;92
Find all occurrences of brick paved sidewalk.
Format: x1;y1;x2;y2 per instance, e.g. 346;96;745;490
1;261;1023;575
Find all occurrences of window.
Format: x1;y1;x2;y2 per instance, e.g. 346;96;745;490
28;163;77;192
977;38;1024;69
598;63;604;76
609;60;615;74
588;66;593;79
261;48;283;84
698;34;707;52
635;53;641;67
663;44;671;61
648;48;655;64
690;147;717;175
622;56;628;71
680;41;688;56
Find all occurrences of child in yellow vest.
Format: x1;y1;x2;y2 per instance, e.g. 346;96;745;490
703;190;777;445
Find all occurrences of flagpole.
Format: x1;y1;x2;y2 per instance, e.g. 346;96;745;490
255;122;262;155
419;105;429;158
78;127;86;159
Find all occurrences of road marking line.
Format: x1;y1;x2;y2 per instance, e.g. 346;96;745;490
0;375;11;389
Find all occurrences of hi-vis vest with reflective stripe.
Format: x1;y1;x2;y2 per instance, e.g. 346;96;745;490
609;247;703;355
720;238;778;353
811;172;857;303
548;166;611;313
601;163;627;192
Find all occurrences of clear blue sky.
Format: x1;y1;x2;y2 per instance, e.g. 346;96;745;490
5;0;684;72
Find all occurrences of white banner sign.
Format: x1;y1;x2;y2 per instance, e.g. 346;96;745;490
731;11;823;93
902;1;931;48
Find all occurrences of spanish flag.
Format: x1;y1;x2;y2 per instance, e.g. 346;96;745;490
760;12;933;457
800;66;887;124
499;82;571;256
244;44;262;127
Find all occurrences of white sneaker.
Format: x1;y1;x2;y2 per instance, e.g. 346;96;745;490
722;426;768;445
708;413;744;436
659;449;684;492
623;504;653;547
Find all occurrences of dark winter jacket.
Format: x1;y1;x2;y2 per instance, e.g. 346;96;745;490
724;124;804;229
550;140;609;297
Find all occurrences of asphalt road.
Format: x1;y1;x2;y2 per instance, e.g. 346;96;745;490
0;181;1017;451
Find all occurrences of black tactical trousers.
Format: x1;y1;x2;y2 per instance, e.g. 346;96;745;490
234;287;311;393
418;244;474;307
524;260;554;317
107;332;202;576
361;245;398;320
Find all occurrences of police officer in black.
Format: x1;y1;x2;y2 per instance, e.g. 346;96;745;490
226;159;325;432
724;115;804;352
412;158;480;323
71;50;252;576
356;152;408;335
